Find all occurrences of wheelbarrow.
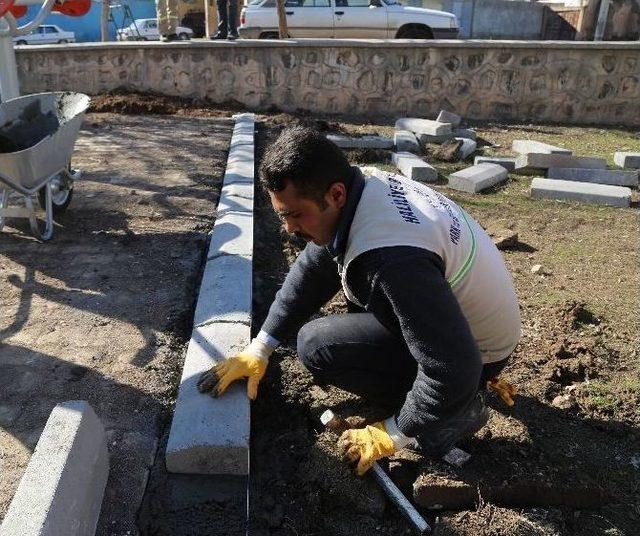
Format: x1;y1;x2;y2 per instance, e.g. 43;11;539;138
0;91;89;240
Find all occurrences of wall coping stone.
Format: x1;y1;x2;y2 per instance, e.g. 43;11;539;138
15;39;640;53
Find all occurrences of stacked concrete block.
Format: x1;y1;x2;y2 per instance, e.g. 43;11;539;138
394;130;420;153
436;110;462;127
418;132;455;145
395;118;452;137
166;113;256;475
327;134;394;150
547;167;639;187
0;401;109;536
392;152;438;182
456;138;477;159
516;153;606;170
448;163;508;193
512;140;572;155
531;178;631;207
474;156;517;171
614;152;640;169
454;128;476;140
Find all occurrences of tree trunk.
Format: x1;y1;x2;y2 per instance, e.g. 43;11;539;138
276;0;289;38
101;0;110;42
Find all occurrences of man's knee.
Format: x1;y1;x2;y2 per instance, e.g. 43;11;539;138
296;319;334;379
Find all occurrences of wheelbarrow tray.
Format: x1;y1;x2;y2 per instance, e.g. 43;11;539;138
0;92;90;195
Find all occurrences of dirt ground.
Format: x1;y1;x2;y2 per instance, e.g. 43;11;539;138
0;112;232;534
2;92;638;536
249;113;639;535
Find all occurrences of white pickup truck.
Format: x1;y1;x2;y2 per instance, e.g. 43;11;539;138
13;25;76;45
239;0;459;39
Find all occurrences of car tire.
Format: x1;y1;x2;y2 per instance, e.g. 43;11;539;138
58;39;68;44
178;32;190;40
259;31;279;39
16;40;27;45
396;26;433;39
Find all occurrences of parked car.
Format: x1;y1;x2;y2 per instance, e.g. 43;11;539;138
116;18;194;40
12;25;75;45
239;0;459;39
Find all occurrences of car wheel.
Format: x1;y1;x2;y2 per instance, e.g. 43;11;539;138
259;31;279;39
58;39;68;44
16;40;27;45
178;32;190;40
396;26;433;39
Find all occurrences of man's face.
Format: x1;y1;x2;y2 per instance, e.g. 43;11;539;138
269;181;347;246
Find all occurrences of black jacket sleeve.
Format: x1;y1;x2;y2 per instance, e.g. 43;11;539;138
346;246;482;438
260;242;342;343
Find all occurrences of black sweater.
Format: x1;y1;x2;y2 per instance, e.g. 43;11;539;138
261;169;482;438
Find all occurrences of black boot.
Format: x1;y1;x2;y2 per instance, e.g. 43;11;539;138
409;392;489;458
211;32;227;40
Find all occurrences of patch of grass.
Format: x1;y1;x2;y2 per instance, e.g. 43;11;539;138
582;378;640;413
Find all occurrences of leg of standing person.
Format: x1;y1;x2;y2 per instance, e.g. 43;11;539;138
164;0;179;39
156;0;170;40
212;0;229;38
228;0;239;39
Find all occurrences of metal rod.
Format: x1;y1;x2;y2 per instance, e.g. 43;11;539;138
371;463;431;535
320;410;431;535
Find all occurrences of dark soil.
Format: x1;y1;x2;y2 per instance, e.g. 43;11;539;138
70;93;638;536
249;118;640;536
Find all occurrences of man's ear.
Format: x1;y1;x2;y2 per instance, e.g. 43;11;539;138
326;182;347;208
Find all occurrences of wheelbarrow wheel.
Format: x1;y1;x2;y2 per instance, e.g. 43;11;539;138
38;173;74;217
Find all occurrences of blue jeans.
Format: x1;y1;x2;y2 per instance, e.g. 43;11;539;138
297;312;507;455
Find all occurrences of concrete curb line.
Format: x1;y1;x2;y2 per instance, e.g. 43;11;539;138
166;113;255;475
0;401;109;536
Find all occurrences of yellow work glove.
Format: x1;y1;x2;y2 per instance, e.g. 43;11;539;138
488;377;516;406
339;421;397;476
197;339;272;400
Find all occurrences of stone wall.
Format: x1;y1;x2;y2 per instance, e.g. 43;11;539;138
16;40;640;126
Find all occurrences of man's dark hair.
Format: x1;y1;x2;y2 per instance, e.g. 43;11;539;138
259;125;352;204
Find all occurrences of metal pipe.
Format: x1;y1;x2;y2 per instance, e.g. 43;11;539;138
320;410;431;535
9;0;58;36
0;20;20;101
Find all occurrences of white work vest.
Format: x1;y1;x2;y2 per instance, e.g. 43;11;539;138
340;169;521;364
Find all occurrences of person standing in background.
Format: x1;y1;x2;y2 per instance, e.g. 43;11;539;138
156;0;180;41
211;0;239;39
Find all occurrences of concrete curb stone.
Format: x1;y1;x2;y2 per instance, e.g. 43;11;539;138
531;177;632;207
474;156;517;171
614;151;640;169
165;323;251;475
0;401;109;536
448;163;508;193
547;167;639;187
392;152;438;182
166;114;255;475
512;140;572;155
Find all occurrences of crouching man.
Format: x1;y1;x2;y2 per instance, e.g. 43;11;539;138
198;126;521;475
